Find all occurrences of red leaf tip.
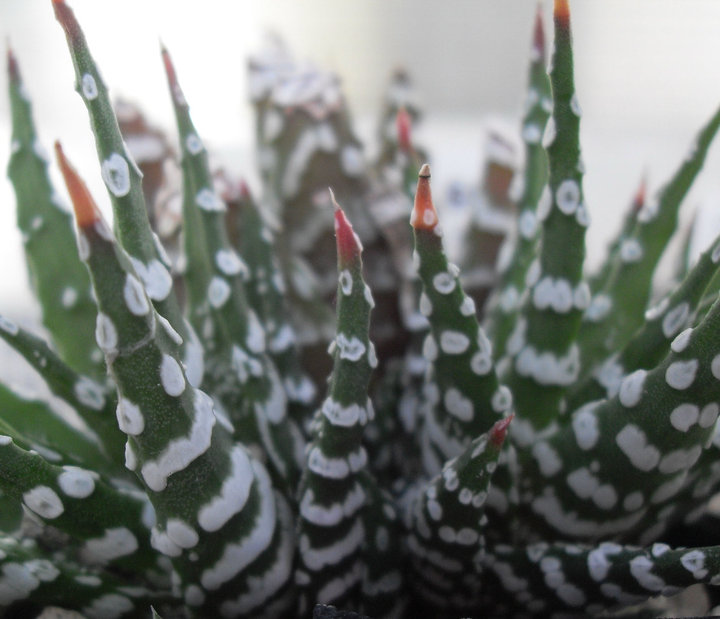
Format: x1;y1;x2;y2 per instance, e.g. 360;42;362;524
332;189;362;263
410;164;439;230
633;174;647;213
6;44;19;84
490;414;514;448
396;106;412;153
533;4;546;59
161;45;186;107
55;141;102;228
52;0;81;43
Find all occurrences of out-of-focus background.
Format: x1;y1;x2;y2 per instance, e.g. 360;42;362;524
2;0;720;324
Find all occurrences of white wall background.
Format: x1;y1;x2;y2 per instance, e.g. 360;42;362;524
2;0;720;326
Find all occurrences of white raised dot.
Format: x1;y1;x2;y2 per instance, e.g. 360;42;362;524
101;153;131;197
81;74;98;100
522;123;542;144
158;315;183;347
124;440;137;471
620;239;643;263
671;328;693;353
245;310;266;354
533;442;562;477
215;249;247;277
73;378;105;411
616;424;659;471
57;466;96;499
593;485;618;510
167;519;199;549
518;209;538;239
665;359;699;390
570;93;583;116
585;294;612;322
95;313;117;353
670;403;699;432
23;486;64;519
444;388;473;422
630;556;666;592
459;295;476;317
129;257;173;302
116;398;145;436
419;292;432;317
573;282;591;310
575;203;591;227
491;385;512;412
537;186;552;221
195;188;226;211
623;491;644;512
123;274;149;316
160;354;186;397
658;446;701;475
651;474;686;505
185;584;205;607
432;272;456;294
339;269;353;295
618;369;646;408
81;527;138;565
711;354;720;380
150;527;182;557
0;315;19;336
662;303;689;338
555;179;580;215
185;133;204;155
572;404;600;450
423;334;438;361
471;351;492;376
680;550;707;578
364;285;375;308
699;403;719;428
336;333;366;362
500;286;519;312
0;435;12;446
61;287;78;309
439;330;470;355
208;277;231;308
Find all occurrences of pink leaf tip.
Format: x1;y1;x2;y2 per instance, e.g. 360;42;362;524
396;106;412;153
490;414;514;448
6;44;20;84
533;4;546;60
52;0;82;44
633;174;647;213
161;45;186;107
331;189;362;264
410;164;439;230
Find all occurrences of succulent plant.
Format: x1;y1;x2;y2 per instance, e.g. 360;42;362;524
4;1;720;618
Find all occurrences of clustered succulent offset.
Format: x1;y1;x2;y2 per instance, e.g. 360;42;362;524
4;1;720;617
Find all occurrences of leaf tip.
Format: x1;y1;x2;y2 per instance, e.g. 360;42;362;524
410;164;439;230
52;0;80;42
554;0;570;28
397;106;412;153
533;3;546;59
6;43;19;84
161;44;185;106
490;414;514;448
55;141;101;229
333;190;362;264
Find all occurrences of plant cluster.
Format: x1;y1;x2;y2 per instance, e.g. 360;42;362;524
3;1;720;617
